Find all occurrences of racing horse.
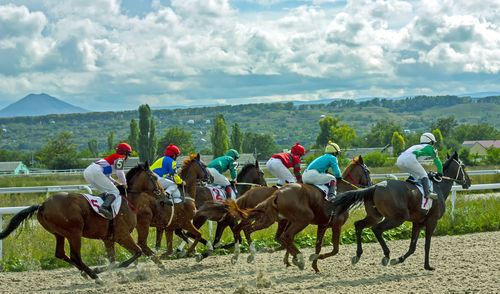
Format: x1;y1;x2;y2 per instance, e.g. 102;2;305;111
326;151;471;270
140;154;209;258
229;156;372;271
156;160;267;252
0;161;165;284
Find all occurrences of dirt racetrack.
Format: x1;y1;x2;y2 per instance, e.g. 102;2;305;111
0;231;499;293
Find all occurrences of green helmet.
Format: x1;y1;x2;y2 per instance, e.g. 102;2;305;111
226;149;240;158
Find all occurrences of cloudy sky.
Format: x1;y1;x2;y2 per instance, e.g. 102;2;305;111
1;0;499;111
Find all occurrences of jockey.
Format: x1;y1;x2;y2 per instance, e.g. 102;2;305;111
151;143;183;206
207;149;239;200
396;132;443;200
83;142;132;219
302;141;343;201
266;142;305;186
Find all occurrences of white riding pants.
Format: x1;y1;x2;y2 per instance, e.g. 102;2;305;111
302;169;335;185
266;157;296;186
83;163;120;197
158;177;181;197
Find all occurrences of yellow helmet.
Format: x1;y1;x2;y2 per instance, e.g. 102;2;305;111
325;141;341;154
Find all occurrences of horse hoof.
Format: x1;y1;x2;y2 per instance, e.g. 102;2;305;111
214;242;222;249
390;258;400;266
382;257;389;266
309;254;319;262
292;254;305;270
425;265;435;271
80;271;89;279
95;277;104;285
196;254;204;263
351;256;360;265
178;251;187;258
231;255;238;265
312;261;319;273
247;254;255;263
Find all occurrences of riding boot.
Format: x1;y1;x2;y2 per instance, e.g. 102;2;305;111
164;194;173;206
421;177;438;200
99;194;116;219
327;180;337;201
225;186;236;200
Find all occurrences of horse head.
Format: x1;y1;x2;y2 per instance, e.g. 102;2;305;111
342;155;372;188
443;151;472;189
180;154;212;197
236;159;267;186
126;161;166;198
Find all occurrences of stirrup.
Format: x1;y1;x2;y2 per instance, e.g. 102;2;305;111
426;192;438;200
99;208;113;219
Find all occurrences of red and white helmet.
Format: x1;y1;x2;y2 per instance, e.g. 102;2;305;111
165;143;181;157
116;143;132;155
290;142;305;156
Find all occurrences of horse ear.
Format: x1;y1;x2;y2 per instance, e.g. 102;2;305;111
447;152;450;159
196;153;200;160
358;155;363;164
453;151;458;158
255;159;259;168
144;161;150;169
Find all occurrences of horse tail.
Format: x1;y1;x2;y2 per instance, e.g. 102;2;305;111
225;199;248;220
0;204;41;239
325;185;377;216
196;200;248;221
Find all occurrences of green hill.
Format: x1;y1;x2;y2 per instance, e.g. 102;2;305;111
0;96;498;153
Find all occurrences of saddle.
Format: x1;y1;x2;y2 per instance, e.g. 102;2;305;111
404;176;433;210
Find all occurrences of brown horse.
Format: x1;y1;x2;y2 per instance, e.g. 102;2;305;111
142;154;209;258
326;151;471;270
157;160;267;252
0;161;164;284
228;156;372;271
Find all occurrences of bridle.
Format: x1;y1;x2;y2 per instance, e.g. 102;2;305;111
441;158;468;186
128;168;166;200
344;163;372;189
236;168;267;187
194;159;212;184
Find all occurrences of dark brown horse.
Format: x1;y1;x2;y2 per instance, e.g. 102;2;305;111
229;156;372;271
157;160;267;252
0;161;164;284
326;151;471;270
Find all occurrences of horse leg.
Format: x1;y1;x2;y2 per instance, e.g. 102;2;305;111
136;218;161;265
213;222;227;249
318;212;349;263
244;216;275;264
66;234;102;283
183;222;202;257
279;221;308;270
390;223;424;266
424;222;438;270
155;227;164;251
372;218;405;266
174;229;192;252
310;225;328;273
352;213;382;265
267;220;288;253
115;233;145;269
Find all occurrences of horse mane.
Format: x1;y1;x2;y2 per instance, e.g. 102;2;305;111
237;163;256;182
180;154;198;178
126;162;146;183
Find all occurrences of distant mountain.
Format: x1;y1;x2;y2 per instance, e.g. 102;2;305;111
0;93;88;117
458;92;500;98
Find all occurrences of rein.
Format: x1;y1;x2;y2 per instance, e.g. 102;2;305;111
195;159;212;183
344;163;372;189
236;182;262;187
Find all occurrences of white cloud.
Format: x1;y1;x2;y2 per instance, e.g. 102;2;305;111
0;0;500;111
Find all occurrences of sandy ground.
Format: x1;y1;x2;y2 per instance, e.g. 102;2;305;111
0;231;499;294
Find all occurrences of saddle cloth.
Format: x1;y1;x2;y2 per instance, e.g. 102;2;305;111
81;193;122;219
312;184;329;200
206;186;227;201
405;179;433;210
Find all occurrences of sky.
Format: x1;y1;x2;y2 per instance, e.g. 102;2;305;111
0;0;499;111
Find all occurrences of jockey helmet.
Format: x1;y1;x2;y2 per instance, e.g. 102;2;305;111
325;141;341;154
290;142;305;156
165;143;181;157
116;143;132;155
420;132;436;145
226;149;240;158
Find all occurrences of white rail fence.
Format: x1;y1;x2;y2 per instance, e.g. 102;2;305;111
1;171;499;261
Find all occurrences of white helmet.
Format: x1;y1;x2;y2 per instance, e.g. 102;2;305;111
420;132;436;144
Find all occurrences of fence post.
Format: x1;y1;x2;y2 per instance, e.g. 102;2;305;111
451;190;457;221
0;216;3;262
